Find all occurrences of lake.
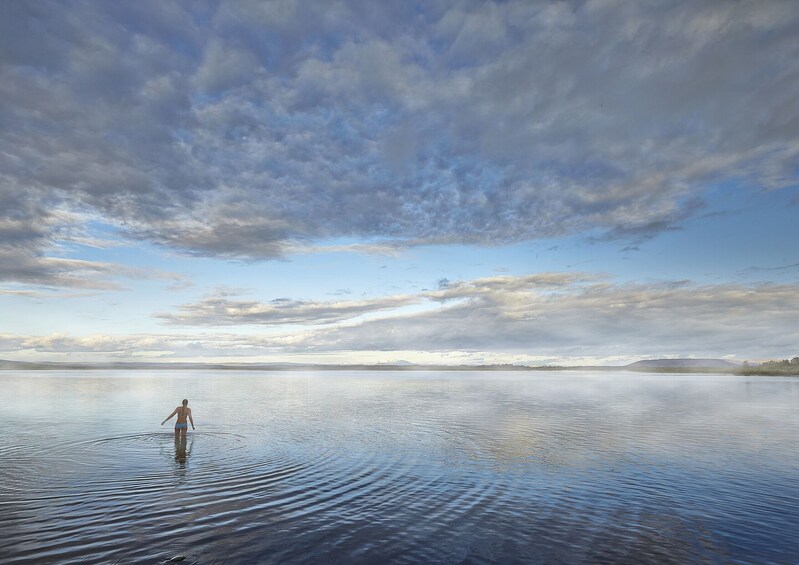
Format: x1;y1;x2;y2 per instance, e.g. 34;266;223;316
1;370;798;564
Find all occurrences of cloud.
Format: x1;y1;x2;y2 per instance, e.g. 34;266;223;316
0;288;53;297
157;273;592;327
305;277;799;360
0;249;182;291
0;179;185;290
0;254;124;290
5;273;798;362
740;262;799;275
157;292;419;326
592;198;706;246
1;0;798;277
0;331;319;359
424;273;599;300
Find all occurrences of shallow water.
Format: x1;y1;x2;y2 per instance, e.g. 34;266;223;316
1;370;798;564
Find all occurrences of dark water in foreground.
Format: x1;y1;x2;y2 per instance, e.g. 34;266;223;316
1;370;798;564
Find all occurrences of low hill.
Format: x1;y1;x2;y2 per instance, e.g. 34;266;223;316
626;358;739;369
0;359;44;369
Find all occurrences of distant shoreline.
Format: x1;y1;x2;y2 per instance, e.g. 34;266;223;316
1;359;797;376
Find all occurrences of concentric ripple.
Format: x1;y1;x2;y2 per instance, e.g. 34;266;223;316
1;371;799;564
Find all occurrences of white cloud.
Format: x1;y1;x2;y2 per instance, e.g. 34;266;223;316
157;292;420;326
3;273;798;362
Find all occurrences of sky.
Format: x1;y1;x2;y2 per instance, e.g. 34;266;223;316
1;0;798;365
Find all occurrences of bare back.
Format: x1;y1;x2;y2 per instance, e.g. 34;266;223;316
175;406;191;424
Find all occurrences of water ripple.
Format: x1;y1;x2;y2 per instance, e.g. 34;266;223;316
1;372;799;564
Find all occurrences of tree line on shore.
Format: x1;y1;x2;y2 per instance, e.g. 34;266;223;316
739;357;799;375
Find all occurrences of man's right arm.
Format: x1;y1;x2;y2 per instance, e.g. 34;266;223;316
161;408;178;425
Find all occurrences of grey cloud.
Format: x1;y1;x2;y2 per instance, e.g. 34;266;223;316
425;273;599;300
0;209;164;290
0;332;289;358
5;274;799;361
2;0;798;275
0;206;187;289
0;253;125;290
0;289;54;297
593;198;706;246
157;292;419;326
0;234;186;291
305;277;799;360
740;262;799;274
0;330;331;359
158;272;593;326
328;288;352;296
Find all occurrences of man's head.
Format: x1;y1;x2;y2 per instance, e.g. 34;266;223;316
182;399;188;406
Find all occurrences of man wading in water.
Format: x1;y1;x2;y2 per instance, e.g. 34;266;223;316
162;399;195;440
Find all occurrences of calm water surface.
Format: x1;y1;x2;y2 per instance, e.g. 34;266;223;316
1;370;798;564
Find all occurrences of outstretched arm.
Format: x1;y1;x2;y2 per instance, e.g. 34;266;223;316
161;408;178;425
188;409;195;430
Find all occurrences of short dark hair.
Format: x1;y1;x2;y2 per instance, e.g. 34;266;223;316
182;399;188;405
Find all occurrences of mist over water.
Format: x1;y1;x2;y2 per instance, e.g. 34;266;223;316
1;370;798;564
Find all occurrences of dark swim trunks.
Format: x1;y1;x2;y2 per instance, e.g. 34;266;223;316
175;423;188;429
